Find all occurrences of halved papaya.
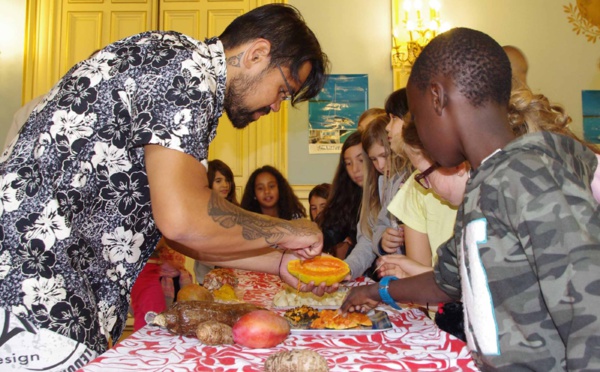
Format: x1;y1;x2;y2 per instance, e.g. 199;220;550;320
287;256;350;285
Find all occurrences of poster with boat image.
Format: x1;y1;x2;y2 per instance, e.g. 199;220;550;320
308;74;368;154
583;90;600;144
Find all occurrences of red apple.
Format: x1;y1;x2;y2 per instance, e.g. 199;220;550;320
232;310;290;348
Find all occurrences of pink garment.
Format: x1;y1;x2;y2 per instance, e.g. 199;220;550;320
130;243;194;331
593;154;600;204
130;263;165;331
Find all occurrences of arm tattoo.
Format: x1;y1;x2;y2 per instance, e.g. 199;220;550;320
226;51;244;67
207;192;312;245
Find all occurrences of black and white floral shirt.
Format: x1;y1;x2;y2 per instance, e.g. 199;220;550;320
0;31;226;353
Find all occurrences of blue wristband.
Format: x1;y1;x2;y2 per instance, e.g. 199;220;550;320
378;276;402;310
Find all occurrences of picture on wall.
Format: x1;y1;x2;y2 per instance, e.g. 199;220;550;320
582;90;600;144
308;74;368;154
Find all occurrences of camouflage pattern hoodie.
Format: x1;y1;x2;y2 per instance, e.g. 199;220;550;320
434;131;600;371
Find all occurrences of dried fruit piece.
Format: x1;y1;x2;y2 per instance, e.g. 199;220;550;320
283;305;320;327
310;309;372;330
287;256;350;285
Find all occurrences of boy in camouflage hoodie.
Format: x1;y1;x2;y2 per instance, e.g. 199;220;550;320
342;27;600;371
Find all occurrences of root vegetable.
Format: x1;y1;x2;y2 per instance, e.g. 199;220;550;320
152;301;262;336
196;320;233;345
264;349;329;372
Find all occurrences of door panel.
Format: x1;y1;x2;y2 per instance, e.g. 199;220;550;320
59;0;157;77
62;11;103;72
110;11;151;42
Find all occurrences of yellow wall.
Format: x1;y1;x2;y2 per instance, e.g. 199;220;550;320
287;0;394;185
0;0;27;147
434;0;600;140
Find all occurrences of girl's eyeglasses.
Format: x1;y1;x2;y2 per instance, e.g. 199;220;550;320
414;162;440;189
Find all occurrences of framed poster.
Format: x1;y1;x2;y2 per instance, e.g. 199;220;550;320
308;74;368;154
582;90;600;144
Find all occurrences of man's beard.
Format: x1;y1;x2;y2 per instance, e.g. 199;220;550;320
224;72;271;129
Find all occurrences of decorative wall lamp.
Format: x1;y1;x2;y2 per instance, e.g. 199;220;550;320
391;0;449;68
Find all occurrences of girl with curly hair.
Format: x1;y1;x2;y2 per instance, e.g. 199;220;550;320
241;165;306;220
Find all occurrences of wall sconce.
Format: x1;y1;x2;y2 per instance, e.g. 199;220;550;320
391;0;449;68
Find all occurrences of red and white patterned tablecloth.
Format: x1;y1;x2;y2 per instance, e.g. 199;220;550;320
81;270;478;372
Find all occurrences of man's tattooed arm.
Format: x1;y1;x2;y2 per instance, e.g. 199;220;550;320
207;191;313;246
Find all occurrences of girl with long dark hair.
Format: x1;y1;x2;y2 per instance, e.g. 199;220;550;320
241;165;306;220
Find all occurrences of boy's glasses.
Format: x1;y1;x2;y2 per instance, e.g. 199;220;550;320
414;162;440;189
277;64;295;101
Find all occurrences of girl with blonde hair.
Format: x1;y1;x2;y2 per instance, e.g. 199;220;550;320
344;90;413;279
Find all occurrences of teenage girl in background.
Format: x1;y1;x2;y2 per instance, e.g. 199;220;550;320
207;159;238;205
357;107;385;131
376;88;416;257
241;165;306;220
317;130;363;259
379;117;465;279
344;93;413;279
308;183;330;221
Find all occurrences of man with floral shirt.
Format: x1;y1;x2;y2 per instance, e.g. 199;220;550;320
0;4;329;370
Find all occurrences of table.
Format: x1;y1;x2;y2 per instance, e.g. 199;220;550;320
82;270;478;371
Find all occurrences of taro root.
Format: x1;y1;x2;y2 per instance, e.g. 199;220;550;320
196;320;233;345
152;301;262;336
264;349;329;372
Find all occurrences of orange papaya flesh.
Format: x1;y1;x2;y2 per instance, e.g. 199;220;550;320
287;256;350;285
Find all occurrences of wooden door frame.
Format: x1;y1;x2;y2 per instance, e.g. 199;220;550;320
23;0;63;102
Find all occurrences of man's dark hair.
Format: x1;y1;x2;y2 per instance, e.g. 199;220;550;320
219;4;330;105
409;28;512;107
